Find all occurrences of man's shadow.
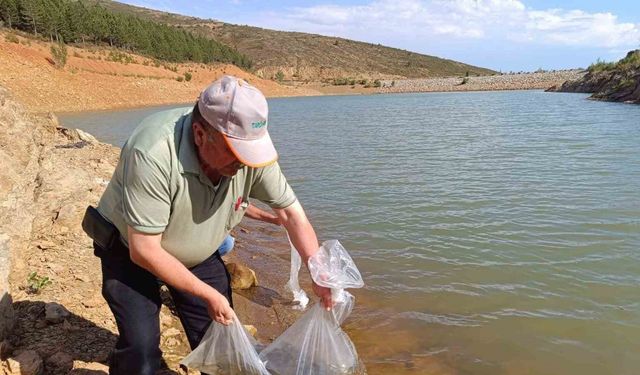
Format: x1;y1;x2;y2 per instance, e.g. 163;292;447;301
6;299;179;374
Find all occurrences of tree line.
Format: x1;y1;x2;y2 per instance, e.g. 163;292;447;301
0;0;252;69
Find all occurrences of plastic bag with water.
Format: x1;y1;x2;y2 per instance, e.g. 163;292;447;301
182;239;365;375
260;240;365;375
180;315;269;375
286;235;309;310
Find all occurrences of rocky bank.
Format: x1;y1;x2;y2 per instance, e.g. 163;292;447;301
550;50;640;104
0;87;311;374
377;70;584;94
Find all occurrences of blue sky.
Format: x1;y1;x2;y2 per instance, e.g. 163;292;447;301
118;0;640;72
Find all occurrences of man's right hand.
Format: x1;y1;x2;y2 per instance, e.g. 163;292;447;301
204;289;236;326
127;227;237;326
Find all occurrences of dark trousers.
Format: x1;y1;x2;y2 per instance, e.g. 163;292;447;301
95;239;233;375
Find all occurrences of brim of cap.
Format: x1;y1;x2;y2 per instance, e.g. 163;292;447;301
222;131;278;168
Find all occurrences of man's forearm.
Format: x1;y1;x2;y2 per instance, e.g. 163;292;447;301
275;201;333;309
275;200;319;265
127;228;219;302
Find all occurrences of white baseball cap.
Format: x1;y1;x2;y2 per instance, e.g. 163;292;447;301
198;75;277;168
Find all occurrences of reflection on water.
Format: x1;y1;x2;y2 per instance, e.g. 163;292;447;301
61;91;640;375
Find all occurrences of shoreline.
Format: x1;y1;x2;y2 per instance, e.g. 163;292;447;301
1;31;583;114
54;84;586;116
54;87;559;116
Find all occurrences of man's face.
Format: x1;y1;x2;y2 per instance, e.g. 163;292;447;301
193;121;243;177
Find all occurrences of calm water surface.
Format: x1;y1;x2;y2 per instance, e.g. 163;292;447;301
60;91;640;375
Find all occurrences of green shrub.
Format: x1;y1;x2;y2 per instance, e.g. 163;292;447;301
615;77;636;90
5;33;19;44
373;79;381;88
618;50;640;69
50;42;68;69
184;72;192;81
27;271;52;294
588;58;616;73
108;50;135;64
332;77;349;85
163;64;178;72
274;70;285;82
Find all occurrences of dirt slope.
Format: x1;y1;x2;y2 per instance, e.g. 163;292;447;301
0;30;318;113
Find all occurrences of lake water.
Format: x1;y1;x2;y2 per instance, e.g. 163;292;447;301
60;91;640;375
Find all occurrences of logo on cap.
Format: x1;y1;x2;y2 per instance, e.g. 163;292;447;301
251;120;267;129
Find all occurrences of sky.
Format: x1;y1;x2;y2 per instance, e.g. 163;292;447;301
117;0;640;72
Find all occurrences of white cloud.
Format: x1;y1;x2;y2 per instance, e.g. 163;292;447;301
272;0;640;49
526;9;640;47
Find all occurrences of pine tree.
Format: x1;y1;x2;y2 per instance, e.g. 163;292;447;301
0;0;20;28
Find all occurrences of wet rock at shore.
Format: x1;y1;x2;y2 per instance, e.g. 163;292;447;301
226;262;258;290
244;324;257;337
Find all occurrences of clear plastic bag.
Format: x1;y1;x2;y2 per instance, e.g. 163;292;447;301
308;240;364;290
259;295;361;375
286;235;309;310
260;239;365;375
180;315;269;375
182;239;365;374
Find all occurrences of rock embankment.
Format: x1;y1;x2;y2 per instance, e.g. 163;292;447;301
379;70;584;93
551;50;640;104
0;87;308;374
0;85;53;350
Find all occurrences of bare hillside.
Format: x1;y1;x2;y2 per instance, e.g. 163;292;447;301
91;0;497;81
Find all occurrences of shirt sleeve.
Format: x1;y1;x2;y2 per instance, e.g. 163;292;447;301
249;162;297;208
121;148;171;234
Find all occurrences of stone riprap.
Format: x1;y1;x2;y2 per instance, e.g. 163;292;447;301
380;70;585;93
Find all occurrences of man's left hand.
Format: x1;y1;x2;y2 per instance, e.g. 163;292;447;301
312;281;333;311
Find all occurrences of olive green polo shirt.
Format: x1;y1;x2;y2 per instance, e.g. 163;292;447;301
97;107;297;267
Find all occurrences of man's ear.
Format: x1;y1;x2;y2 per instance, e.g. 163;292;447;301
192;122;206;147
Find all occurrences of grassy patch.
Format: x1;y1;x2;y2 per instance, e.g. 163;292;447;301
26;271;52;294
50;42;68;69
588;59;616;73
5;32;19;44
108;50;136;64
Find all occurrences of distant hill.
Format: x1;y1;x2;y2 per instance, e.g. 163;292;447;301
90;0;497;81
553;50;640;104
0;0;251;68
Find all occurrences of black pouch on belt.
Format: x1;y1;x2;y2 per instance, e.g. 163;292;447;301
81;205;119;251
